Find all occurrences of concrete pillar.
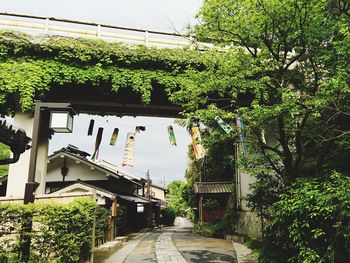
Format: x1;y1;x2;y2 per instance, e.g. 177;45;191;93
6;112;49;198
35;111;50;195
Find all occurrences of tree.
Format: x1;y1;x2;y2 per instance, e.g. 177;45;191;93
264;172;350;262
166;180;189;214
176;118;235;186
169;0;350;185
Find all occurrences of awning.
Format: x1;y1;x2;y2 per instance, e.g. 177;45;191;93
193;182;233;194
116;194;150;204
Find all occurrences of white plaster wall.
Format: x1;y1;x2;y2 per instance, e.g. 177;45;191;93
6;113;33;198
46;157;108;182
236;142;257;212
150;186;165;200
6;112;50;198
239;171;257;211
237;129;279;211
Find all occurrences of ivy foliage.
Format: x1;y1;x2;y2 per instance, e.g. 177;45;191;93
0;30;217;114
0;198;109;263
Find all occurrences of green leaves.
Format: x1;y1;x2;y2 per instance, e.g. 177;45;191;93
0;143;10;176
0;198;109;262
0;31;212;113
263;172;350;262
166;180;189;214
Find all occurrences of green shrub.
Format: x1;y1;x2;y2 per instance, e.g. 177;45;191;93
194;195;236;238
261;172;350;263
194;219;223;237
0;198;110;263
161;206;176;226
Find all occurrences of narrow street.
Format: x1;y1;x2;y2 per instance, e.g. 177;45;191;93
103;217;237;263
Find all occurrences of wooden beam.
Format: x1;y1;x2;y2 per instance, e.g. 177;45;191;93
68;100;183;118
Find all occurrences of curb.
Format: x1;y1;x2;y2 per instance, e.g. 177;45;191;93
232;241;258;263
103;228;155;263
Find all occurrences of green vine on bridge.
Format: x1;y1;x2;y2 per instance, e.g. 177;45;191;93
0;31;215;114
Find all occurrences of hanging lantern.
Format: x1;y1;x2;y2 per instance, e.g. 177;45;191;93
49;110;74;133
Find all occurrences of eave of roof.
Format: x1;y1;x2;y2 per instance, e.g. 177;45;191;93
150;183;167;191
116;194;150;204
193;181;233;194
50;181;116;199
48;150;142;186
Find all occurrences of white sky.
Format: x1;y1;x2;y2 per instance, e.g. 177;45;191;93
50;115;192;187
0;0;202;33
0;0;203;186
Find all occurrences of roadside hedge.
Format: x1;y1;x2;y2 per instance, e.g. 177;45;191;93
261;172;350;263
0;198;109;263
161;206;176;226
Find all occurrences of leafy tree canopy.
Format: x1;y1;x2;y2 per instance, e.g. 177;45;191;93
264;172;350;262
166;180;189;214
171;0;350;184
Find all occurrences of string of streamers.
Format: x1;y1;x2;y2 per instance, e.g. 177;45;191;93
91;127;103;161
135;126;146;133
109;128;119;146
214;116;233;134
91;118;171;128
122;132;136;167
236;117;247;156
167;125;177;146
87;119;94;136
191;126;206;160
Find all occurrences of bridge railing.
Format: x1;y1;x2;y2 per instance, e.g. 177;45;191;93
0;12;214;49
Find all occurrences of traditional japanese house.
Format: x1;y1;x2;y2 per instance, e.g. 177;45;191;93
45;145;153;239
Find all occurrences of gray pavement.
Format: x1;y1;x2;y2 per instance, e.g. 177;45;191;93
232;242;257;263
101;217;239;263
103;231;154;263
156;232;187;263
123;231;160;263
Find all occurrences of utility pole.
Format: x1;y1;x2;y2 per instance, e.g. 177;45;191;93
146;170;152;200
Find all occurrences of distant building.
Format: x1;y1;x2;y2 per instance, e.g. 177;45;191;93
47;146;169;234
0;145;167;240
45;145;155;237
193;182;233;222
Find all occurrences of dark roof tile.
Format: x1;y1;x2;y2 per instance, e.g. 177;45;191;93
193;182;232;194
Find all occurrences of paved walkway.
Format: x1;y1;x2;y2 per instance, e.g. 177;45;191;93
156;232;187;263
100;217;247;263
103;231;153;262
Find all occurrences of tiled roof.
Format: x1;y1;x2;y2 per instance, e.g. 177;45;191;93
116;194;150;204
193;182;233;194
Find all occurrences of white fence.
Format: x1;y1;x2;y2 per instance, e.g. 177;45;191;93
0;12;213;49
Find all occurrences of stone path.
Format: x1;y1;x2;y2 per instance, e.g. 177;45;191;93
101;217;245;263
103;231;153;262
155;232;186;263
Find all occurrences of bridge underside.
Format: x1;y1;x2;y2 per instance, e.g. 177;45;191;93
30;81;251;118
41;83;183;118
